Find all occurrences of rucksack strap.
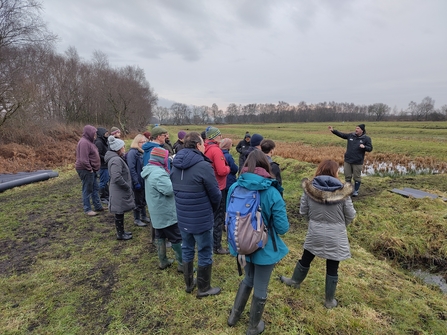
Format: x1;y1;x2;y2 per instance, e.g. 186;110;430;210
267;217;278;252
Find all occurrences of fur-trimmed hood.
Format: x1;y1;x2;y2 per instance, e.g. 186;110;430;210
302;176;353;204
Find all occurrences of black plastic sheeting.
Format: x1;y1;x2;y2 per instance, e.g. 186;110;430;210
0;170;59;193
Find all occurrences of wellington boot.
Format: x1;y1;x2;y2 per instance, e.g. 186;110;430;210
324;274;338;309
280;261;310;288
156;239;173;269
228;281;252;326
171;243;183;272
115;217;132;241
196;265;221;299
246;296;266;335
183;261;196;293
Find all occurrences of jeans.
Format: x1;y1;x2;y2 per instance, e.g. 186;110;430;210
242;262;276;298
77;169;102;212
98;168;109;191
180;229;213;267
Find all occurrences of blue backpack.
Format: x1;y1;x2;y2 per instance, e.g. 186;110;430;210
225;185;276;275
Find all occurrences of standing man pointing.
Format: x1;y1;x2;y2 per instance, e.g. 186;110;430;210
328;124;373;196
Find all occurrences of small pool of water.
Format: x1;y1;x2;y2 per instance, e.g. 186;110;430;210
412;269;447;294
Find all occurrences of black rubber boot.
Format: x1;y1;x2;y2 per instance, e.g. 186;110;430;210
156;239;173;269
325;275;338;308
246;296;266;335
196;265;221;299
280;261;310;288
140;208;151;223
228;281;252;326
115;215;132;240
183;261;196;293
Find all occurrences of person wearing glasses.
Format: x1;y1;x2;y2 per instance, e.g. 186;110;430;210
127;134;151;228
142;126;168;166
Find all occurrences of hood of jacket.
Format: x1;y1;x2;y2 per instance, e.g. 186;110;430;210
302;176;353;204
83;125;97;142
142;141;161;152
237;170;276;191
104;150;121;164
96;127;108;139
141;164;163;179
172;148;211;170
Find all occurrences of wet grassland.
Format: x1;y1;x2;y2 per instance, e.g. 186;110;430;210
1;122;447;334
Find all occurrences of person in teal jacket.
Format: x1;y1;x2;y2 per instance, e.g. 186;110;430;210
226;150;289;335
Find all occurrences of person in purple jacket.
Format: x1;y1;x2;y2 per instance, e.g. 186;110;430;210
75;125;103;216
170;132;222;299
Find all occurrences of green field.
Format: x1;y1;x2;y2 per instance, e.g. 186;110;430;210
1;122;447;334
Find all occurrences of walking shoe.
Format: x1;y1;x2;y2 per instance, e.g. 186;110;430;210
134;219;147;227
86;210;97;216
214;247;229;255
94;207;106;212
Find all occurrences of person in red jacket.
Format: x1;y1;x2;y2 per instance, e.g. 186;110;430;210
204;126;230;254
75;125;103;216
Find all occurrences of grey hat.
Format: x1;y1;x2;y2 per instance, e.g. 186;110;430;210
108;135;125;151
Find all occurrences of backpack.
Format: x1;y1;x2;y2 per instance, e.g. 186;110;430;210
225;185;276;275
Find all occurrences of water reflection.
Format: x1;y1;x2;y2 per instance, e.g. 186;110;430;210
339;162;444;176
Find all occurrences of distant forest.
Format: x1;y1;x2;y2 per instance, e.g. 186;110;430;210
1;0;446;134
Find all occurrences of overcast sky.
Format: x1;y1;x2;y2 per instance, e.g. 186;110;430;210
41;0;447;111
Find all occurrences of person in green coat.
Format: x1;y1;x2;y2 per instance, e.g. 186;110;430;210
141;147;183;272
227;150;289;335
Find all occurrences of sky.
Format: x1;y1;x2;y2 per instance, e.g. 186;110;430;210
41;0;447;111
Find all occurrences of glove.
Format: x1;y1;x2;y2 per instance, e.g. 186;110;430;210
134;183;142;191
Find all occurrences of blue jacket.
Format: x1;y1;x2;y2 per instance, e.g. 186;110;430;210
227;171;289;265
142;141;163;166
222;149;238;190
170;148;221;234
126;148;144;190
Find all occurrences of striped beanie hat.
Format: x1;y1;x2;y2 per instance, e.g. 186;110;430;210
110;127;121;136
149;147;169;170
206;126;221;140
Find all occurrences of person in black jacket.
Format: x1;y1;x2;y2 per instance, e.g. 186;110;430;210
261;139;283;197
170;132;222;298
235;132;251;174
94;127;110;204
328;124;373;196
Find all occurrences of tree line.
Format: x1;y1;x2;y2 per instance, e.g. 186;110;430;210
156;97;447;125
2;0;446;133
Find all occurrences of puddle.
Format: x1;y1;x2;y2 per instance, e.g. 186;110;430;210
412;269;447;294
339;161;445;176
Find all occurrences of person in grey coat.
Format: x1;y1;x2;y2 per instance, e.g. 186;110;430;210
280;159;356;309
105;136;135;240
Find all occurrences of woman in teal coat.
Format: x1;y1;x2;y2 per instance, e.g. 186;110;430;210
227;150;289;335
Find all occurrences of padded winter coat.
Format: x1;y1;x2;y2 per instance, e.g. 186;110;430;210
227;169;289;266
222;149;238;190
204;140;230;190
105;150;135;214
170;148;221;234
126;148;145;190
141;164;177;229
300;175;356;261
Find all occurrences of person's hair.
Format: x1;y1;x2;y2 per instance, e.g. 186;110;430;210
243;150;273;177
184;132;203;149
260;139;275;154
219;138;232;150
315;159;339;178
130;134;146;150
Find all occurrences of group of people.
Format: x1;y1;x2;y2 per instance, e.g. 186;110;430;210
75;123;372;335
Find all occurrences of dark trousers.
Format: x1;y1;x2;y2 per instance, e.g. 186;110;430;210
300;249;340;276
213;189;227;250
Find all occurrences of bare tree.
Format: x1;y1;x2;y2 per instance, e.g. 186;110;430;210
368;103;390;121
153;106;169;124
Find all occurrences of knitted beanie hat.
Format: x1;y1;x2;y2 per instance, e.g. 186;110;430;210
219;138;232;150
110;127;121;136
178;130;187;140
206;126;221;140
143;131;151;139
250;133;264;147
357;124;366;133
108;135;125;151
149;147;169;167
